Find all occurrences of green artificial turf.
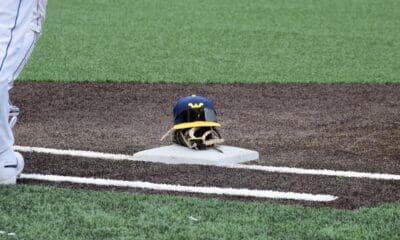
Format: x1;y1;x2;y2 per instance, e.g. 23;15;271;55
0;185;399;240
20;0;400;83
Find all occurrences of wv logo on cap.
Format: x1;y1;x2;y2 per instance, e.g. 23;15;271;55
188;103;204;109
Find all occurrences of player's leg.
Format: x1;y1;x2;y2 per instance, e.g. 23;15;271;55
9;0;48;90
0;0;37;184
8;0;48;131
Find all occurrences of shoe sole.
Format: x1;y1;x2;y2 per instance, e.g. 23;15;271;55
0;176;17;184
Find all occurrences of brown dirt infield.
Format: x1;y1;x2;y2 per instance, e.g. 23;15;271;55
11;82;400;209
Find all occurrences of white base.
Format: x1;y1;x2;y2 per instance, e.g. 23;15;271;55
132;145;259;166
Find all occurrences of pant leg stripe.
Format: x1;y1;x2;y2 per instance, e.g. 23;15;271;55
0;0;24;74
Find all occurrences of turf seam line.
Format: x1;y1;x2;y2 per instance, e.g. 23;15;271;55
20;173;338;202
14;145;400;181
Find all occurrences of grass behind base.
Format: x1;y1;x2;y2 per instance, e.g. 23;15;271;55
0;185;399;239
20;0;400;83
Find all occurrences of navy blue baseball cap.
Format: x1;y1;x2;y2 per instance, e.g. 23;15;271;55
173;95;220;130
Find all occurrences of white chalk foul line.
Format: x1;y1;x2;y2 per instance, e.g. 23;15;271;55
14;145;400;181
14;145;136;161
20;173;337;202
222;164;400;181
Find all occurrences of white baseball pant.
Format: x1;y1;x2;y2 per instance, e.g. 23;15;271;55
0;0;47;155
